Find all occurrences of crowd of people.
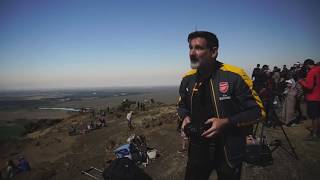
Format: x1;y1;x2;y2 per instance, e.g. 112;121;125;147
252;59;320;139
68;110;107;136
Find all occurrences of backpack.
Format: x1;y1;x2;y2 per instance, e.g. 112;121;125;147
130;135;148;163
102;157;152;180
113;143;147;164
114;144;132;159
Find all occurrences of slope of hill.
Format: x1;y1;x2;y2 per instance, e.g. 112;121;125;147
1;103;320;180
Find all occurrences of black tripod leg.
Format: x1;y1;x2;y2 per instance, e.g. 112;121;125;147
270;146;279;153
270;106;299;160
260;121;264;140
253;122;259;138
280;125;299;159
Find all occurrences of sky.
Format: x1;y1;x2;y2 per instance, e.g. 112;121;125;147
0;0;319;90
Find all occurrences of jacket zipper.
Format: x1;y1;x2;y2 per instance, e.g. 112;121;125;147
190;82;197;115
210;79;220;118
210;78;235;168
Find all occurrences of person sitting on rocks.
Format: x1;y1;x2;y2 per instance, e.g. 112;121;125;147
99;117;106;127
17;156;31;172
68;125;77;136
87;123;93;131
6;160;17;179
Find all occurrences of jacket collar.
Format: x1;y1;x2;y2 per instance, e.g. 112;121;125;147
197;60;222;82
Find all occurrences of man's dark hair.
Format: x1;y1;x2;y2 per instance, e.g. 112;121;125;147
187;31;219;49
257;64;260;67
303;59;315;66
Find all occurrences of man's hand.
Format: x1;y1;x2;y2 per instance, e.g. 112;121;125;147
181;116;191;131
201;117;229;138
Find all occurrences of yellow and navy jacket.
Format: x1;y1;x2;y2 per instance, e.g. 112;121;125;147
177;61;265;131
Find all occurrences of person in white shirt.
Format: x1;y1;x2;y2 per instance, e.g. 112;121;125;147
127;111;134;130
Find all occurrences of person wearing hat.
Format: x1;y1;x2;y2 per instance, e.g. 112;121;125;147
281;79;298;126
298;59;320;138
177;31;265;180
17;156;31;172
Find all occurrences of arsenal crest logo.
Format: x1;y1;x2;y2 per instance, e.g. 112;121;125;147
219;82;229;94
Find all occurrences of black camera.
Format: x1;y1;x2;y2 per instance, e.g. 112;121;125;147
184;123;211;137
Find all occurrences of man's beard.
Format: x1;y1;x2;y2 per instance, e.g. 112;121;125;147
190;61;200;69
190;57;209;70
190;57;201;69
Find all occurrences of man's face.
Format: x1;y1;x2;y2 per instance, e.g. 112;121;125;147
189;37;217;69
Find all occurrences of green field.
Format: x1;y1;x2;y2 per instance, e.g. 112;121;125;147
0;123;26;141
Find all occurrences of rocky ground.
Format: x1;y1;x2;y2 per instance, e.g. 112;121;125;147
1;104;320;180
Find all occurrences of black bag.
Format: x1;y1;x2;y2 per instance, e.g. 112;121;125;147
244;123;273;166
223;136;246;168
130;135;148;164
245;143;273;166
103;157;152;180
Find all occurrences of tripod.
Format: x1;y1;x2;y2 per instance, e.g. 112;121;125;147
253;103;299;160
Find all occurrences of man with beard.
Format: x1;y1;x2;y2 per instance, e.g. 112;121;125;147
177;31;265;180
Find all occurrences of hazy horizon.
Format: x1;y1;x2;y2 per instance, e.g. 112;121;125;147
0;84;179;92
1;0;319;90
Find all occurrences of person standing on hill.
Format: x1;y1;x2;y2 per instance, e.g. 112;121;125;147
298;59;320;139
127;111;134;130
177;31;265;180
